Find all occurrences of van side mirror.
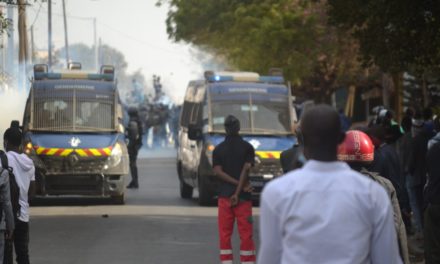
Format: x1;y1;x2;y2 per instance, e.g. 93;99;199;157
188;125;203;140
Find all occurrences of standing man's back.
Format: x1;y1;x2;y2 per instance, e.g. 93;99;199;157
258;105;401;264
261;162;399;263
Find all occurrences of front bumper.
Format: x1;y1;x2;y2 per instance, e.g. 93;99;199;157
32;151;129;197
249;159;283;196
36;170;126;197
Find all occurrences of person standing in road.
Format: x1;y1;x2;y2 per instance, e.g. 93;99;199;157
338;130;410;264
126;107;143;189
213;115;256;264
0;151;15;263
258;105;402;264
424;117;440;264
3;127;35;264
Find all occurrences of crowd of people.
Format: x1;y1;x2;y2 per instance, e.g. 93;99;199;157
213;104;439;264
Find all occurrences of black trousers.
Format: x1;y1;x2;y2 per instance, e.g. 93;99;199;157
4;219;29;264
128;145;139;184
425;204;440;264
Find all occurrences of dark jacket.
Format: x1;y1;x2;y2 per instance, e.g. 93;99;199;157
126;116;143;150
0;169;14;233
409;129;432;186
361;169;410;264
396;132;412;174
426;141;440;205
280;145;304;173
370;144;403;197
212;135;255;199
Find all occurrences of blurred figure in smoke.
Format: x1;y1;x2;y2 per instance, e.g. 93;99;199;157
152;104;169;148
169;105;181;148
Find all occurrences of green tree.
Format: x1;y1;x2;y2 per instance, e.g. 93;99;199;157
327;0;440;115
163;0;367;102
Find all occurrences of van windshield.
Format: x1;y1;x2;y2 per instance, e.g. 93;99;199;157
31;88;115;132
211;93;292;135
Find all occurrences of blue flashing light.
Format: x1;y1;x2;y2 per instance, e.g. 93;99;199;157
206;74;284;84
207;75;234;82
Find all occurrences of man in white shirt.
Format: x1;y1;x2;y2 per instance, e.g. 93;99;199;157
258;104;402;264
3;126;35;264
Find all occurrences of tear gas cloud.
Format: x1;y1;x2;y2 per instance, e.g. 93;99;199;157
0;89;27;149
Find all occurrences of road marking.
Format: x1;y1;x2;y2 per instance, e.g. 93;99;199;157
31;205;261;217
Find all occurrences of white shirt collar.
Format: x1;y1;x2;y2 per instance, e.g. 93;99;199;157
303;160;349;171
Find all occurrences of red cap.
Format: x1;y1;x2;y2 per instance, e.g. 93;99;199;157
337;130;374;162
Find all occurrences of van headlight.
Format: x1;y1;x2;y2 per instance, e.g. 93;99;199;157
107;143;122;168
206;143;215;164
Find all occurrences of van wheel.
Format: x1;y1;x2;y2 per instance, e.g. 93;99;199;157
180;179;193;199
112;194;125;205
198;174;214;206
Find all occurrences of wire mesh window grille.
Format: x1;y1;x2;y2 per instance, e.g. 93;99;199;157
32;88;115;131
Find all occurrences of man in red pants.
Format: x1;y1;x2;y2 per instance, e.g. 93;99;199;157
213;115;256;264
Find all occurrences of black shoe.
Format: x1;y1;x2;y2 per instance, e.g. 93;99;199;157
126;182;139;189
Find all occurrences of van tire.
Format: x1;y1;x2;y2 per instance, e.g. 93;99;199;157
112;194;125;205
198;174;214;206
180;180;193;199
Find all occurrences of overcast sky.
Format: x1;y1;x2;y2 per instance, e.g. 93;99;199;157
24;0;203;102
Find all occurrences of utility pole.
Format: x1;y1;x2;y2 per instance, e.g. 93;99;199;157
48;0;52;69
30;25;35;64
98;37;102;65
94;18;98;70
62;0;70;64
17;0;29;91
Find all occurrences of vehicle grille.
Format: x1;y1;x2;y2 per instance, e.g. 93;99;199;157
250;160;283;178
44;174;104;195
39;155;108;174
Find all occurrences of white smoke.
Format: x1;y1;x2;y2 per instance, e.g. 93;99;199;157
0;88;28;149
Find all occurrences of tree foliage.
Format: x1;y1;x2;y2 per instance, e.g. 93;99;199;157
163;0;368;102
0;1;43;35
327;0;440;74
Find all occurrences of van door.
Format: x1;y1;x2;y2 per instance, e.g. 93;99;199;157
179;101;194;186
187;102;203;185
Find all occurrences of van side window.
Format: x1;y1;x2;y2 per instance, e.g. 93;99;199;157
180;102;193;128
189;103;203;126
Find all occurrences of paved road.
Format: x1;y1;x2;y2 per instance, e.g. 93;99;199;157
29;149;261;264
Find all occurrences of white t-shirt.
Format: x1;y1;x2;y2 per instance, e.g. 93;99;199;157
6;152;35;223
258;160;402;264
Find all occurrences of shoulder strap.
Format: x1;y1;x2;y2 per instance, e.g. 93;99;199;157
360;168;380;181
0;150;8;169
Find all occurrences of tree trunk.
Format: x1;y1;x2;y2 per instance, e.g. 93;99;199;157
381;73;393;108
391;73;403;122
421;73;430;107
